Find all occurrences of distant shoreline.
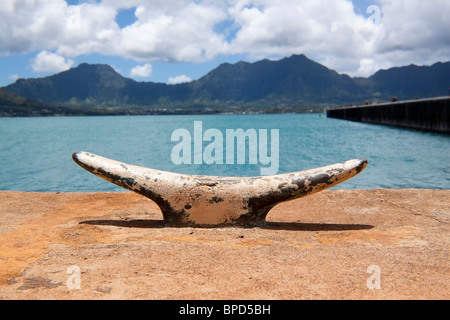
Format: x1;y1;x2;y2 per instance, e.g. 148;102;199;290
0;108;325;118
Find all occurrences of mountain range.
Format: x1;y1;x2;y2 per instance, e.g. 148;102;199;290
2;54;450;116
0;88;72;117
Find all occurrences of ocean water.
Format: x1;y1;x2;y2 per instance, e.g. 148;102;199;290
0;113;449;192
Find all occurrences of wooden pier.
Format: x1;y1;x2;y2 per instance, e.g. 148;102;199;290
326;96;450;134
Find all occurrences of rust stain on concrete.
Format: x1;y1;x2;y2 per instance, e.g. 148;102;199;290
0;192;155;285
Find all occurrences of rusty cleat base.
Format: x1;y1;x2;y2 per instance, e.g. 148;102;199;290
72;151;367;227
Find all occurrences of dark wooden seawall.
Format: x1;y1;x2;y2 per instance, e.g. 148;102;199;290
326;96;450;135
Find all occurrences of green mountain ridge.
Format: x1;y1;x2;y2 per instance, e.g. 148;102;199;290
2;54;450;115
0;87;128;117
0;88;65;116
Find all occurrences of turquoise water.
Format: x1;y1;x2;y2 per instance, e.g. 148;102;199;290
0;114;449;192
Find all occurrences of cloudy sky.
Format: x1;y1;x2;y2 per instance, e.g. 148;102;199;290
1;0;449;86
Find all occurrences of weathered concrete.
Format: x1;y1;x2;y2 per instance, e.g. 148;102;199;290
0;189;448;300
72;151;367;227
327;96;450;134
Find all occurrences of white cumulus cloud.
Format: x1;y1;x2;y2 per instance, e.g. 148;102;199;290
227;0;380;75
118;1;228;62
32;51;74;73
168;74;193;84
8;74;20;82
0;0;449;78
130;63;152;78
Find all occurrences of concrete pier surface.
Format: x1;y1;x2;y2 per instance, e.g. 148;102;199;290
327;96;450;134
0;189;448;300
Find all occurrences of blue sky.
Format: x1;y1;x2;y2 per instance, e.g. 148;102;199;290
1;0;449;87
